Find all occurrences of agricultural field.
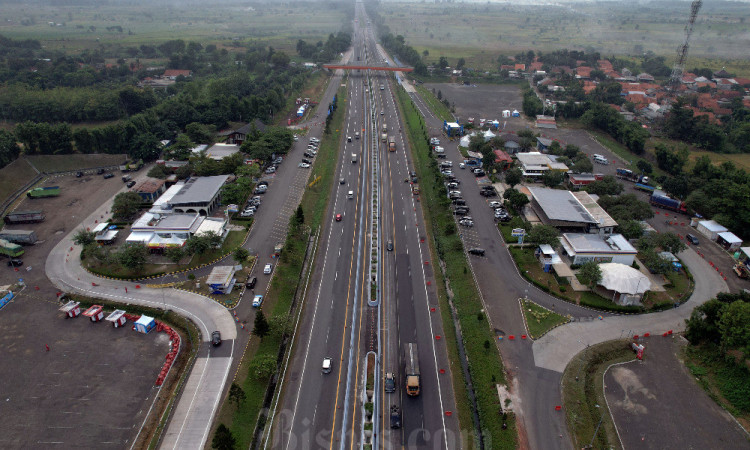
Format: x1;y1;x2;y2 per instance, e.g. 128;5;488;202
377;1;750;75
0;2;351;57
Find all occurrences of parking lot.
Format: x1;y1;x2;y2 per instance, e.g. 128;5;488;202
1;171;171;447
604;337;750;449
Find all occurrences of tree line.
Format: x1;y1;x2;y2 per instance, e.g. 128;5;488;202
295;31;352;63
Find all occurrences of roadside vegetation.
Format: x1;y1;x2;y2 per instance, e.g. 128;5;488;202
414;85;454;122
396;85;517;449
521;299;568;339
213;83;347;448
562;340;633;450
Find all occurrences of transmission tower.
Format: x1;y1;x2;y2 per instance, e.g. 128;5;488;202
669;0;702;89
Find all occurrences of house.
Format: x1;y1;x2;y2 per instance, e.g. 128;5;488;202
559;233;637;266
713;69;732;79
218;120;266;146
567;173;604;190
125;212;227;251
536;137;554;152
528;186;615;233
131;178;166;202
514;63;526;72
204;143;240;161
535;115;557;130
168;175;229;216
492;150;513;170
636;73;655;82
517;154;568;180
575;66;592;79
163;69;192;80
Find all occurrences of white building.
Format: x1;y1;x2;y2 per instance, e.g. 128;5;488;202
560;233;637;266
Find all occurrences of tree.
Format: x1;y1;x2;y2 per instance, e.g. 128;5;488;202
636;160;653;175
542;170;564;187
456;57;466;70
185;234;212;256
718;301;750;353
577;261;602;289
269;314;292;338
585;175;624;196
253;310;270;340
112;192;142;220
294;205;305;228
438;56;449;69
228;382;246;409
617;219;644;240
248;353;276;380
504;167;522;188
211;424;236;450
526;224;560;246
570;157;593;174
233;247;250;265
148;165;170;179
505;188;530;211
165;246;184;264
165;134;197;160
117;244;148;271
73;229;96;246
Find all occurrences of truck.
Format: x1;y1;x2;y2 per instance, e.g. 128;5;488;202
3;210;45;225
388;136;396;152
26;186;60;198
616;168;649;184
0;239;24;259
0;230;38;245
634;183;655;193
351;153;358;164
404;343;420;396
273;242;284;257
119;159;144;172
650;190;687;213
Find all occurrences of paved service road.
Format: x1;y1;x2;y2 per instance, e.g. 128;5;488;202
45;188;237;450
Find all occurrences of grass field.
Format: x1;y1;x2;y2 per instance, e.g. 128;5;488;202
0;157;38;207
376;2;750;76
25;153;127;173
0;3;350;56
521;299;568;339
562;340;634;450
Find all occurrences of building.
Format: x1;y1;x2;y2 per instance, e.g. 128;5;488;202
535;115;557;129
567;173;603;190
206;266;237;294
169;175;229;216
92;222;119;245
517;153;568;180
528;186;616;234
125;211;227;251
536;137;554;152
131;178;166;202
444;121;462;137
218;120;266;146
162;69;192;80
493;150;513;170
560;233;637;266
204;143;240;161
696;220;727;241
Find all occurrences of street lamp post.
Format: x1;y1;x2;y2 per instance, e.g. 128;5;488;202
588;404;603;448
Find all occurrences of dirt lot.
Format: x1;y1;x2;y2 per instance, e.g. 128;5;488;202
424;82;528;125
604;338;750;450
0;171;174;447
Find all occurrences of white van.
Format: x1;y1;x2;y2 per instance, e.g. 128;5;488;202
347;191;354;199
593;154;609;165
322;357;332;374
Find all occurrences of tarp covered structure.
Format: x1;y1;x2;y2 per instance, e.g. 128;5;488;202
598;263;651;294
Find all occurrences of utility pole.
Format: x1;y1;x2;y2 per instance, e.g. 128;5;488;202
668;0;702;91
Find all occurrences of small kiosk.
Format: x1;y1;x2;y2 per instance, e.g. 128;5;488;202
134;315;156;334
105;310;128;328
82;304;105;322
59;300;81;318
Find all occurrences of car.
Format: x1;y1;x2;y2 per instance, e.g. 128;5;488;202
347;136;352;142
468;248;486;256
340;177;346;184
293;135;299;141
211;331;222;346
496;214;511;223
380;85;385;90
126;180;136;188
452;199;466;206
459;162;466;169
322;357;333;374
385;372;396;393
265;167;276;174
103;172;114;179
449;190;461;196
263;263;273;274
480;190;497;197
246;277;257;289
96;168;105;175
252;294;264;307
381;110;385;115
243;207;256;214
686;233;699;245
459;219;474;227
298;163;311;168
301;158;312;164
473;169;486;177
335;213;342;222
75;171;83;177
257;181;269;187
454;208;470;216
386;240;393;251
390;405;401;429
240;210;255;217
447;182;459;189
489;201;503;209
7;259;23;267
254;187;266;194
441;160;453;167
310;137;320;143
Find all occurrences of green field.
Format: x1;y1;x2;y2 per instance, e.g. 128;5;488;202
521;299;568;339
376;2;750;76
0;157;38;207
0;3;350;55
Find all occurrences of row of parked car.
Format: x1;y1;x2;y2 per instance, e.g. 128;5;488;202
300;137;320;168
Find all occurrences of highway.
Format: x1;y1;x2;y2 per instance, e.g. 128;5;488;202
270;5;460;449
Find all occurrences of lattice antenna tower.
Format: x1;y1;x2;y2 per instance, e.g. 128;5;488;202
669;0;702;89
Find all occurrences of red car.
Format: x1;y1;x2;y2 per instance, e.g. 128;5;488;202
335;214;342;222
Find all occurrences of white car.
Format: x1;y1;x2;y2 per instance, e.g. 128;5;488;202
442;160;453;166
252;295;263;308
299;163;311;168
459;162;466;169
459;219;474;227
489;201;503;209
263;263;273;274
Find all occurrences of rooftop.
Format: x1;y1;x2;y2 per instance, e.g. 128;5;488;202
528;186;597;224
170;175;229;205
205;143;240;161
132;212;202;232
132;178;166;194
571;191;618;228
562;233;636;254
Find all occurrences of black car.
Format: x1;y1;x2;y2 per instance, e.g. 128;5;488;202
454;208;470;216
686;233;699;245
96;168;105;175
453;199;466;206
126;180;136;188
211;331;221;346
468;248;486;256
473;169;486;177
301;158;312;164
304;152;315;158
7;259;23;267
480;190;497;197
390;405;402;429
75;171;83;177
246;277;257;289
